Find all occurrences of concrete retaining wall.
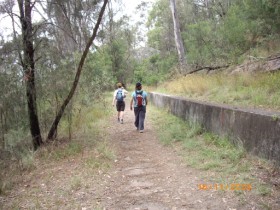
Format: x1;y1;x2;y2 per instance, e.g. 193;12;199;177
149;92;280;165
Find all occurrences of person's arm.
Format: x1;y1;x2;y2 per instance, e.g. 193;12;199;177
130;97;133;110
130;92;134;110
112;91;116;106
145;93;148;105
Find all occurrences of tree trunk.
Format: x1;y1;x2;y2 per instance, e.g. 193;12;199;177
169;0;187;71
0;108;4;149
18;0;43;150
47;0;109;141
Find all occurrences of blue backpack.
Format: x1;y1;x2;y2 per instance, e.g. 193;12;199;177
116;89;124;102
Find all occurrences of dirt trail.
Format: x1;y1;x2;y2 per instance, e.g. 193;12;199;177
100;105;243;210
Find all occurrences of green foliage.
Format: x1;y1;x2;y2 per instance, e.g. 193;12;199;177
0;40;29;136
132;53;176;86
242;0;280;34
83;49;114;94
147;0;170;29
219;6;250;61
147;27;164;50
4;128;31;149
185;20;221;65
147;0;280;69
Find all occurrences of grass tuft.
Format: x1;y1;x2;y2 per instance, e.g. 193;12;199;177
50;141;83;160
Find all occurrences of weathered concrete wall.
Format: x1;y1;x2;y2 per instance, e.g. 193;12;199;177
149;92;280;165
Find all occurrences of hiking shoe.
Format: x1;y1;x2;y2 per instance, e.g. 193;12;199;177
117;118;120;122
120;119;123;124
139;130;144;133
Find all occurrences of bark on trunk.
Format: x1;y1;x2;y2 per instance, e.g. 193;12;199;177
0;108;4;149
18;0;43;150
169;0;187;71
47;0;109;141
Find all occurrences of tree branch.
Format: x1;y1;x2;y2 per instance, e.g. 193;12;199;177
187;65;230;74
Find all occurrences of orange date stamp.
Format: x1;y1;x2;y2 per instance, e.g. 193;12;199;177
198;183;252;191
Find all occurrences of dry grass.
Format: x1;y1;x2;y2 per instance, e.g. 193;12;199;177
153;71;280;111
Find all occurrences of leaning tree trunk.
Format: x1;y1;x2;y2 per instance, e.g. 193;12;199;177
18;0;43;150
47;0;109;141
169;0;187;72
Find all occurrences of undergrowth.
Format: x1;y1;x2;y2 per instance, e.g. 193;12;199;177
0;93;114;195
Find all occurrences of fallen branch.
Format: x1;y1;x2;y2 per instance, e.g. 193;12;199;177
187;65;229;74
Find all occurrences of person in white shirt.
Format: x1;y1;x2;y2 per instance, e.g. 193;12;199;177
112;82;126;124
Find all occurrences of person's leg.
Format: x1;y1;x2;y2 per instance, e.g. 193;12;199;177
120;111;123;119
120;102;125;123
134;107;140;129
138;106;146;131
119;111;123;123
117;111;120;121
116;102;121;122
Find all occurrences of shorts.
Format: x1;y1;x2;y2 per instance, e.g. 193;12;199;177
116;101;125;111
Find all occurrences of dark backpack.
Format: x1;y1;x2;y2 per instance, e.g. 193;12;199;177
135;91;143;107
116;89;124;102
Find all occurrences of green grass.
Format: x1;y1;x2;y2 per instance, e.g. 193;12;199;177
150;106;275;198
48;141;83;160
84;140;115;170
70;176;82;191
257;184;272;196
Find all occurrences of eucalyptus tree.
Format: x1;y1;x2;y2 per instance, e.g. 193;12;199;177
17;0;43;149
169;0;186;72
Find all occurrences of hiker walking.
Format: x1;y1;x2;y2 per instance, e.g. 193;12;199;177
113;82;126;124
130;82;148;133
